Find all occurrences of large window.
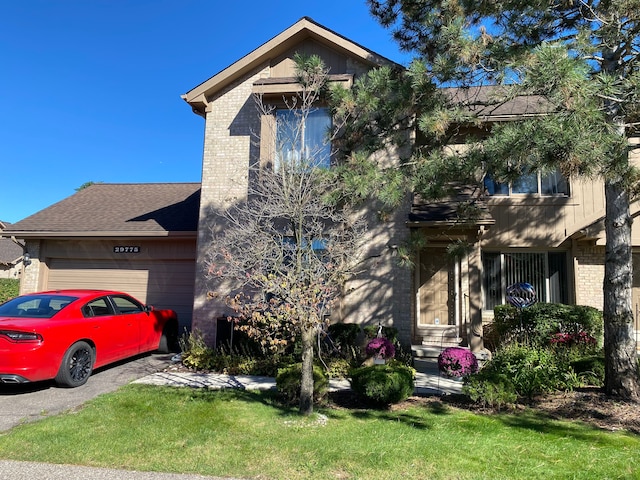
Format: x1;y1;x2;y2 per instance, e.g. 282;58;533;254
483;251;568;310
275;108;331;170
484;168;569;196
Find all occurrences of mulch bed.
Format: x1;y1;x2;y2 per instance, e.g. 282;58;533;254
329;388;640;434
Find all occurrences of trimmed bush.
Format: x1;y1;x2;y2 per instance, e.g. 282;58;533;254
276;363;329;406
350;363;415;406
327;323;361;350
493;303;603;348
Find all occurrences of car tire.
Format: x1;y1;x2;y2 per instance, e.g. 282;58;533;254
158;321;179;353
55;341;95;388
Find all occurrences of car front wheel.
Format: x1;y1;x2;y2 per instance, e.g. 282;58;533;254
55;341;95;387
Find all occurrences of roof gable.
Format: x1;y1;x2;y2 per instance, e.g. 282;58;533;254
182;17;400;116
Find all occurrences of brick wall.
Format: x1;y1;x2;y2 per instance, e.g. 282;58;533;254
19;240;41;294
340;197;413;345
574;245;605;310
191;65;268;345
190;61;415;346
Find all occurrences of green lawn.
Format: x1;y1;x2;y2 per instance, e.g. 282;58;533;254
0;385;637;479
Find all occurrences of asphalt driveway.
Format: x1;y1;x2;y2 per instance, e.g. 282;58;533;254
0;353;174;432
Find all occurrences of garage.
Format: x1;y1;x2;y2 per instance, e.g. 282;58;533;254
47;258;195;331
0;183;201;333
36;237;198;332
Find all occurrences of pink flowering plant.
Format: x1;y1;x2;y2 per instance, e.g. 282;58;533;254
550;331;596;346
366;337;396;360
438;347;479;378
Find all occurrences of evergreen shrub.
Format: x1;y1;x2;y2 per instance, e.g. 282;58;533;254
276;363;329;406
327;323;361;351
350;363;415;406
493;303;603;347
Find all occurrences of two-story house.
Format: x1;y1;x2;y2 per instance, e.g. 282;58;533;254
3;17;639;351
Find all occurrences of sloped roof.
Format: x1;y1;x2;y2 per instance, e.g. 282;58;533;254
1;183;201;238
0;222;22;264
442;85;553;121
408;187;495;227
182;16;400;116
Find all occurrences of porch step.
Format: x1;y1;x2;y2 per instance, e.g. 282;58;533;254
421;338;464;348
412;345;492;363
412;345;445;359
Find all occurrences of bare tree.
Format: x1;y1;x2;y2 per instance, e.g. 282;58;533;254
205;54;364;415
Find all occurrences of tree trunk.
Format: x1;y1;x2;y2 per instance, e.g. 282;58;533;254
603;179;640;401
299;325;315;415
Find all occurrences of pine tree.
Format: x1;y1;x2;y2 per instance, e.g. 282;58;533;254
340;0;640;399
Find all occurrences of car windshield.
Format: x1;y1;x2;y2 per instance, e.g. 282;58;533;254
0;294;78;319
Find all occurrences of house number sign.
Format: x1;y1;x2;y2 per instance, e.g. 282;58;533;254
114;246;141;253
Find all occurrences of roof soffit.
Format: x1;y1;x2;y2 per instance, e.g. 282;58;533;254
182;17;398;115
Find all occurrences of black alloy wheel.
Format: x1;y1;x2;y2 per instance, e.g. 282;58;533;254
55;341;95;387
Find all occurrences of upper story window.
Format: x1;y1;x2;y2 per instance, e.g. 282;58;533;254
484;168;569;196
275;108;331;170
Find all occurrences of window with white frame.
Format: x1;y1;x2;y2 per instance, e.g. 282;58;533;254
484;168;569;196
275;108;331;170
482;251;568;310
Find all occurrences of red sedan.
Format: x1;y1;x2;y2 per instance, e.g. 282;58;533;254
0;290;179;387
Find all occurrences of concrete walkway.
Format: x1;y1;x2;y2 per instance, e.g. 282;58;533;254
133;357;463;396
0;459;243;480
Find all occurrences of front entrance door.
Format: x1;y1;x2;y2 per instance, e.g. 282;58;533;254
418;248;452;327
416;247;463;346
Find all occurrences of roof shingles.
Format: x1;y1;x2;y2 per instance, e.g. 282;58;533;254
2;183;201;236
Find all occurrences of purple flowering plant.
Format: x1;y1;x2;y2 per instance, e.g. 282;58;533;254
366;337;396;360
437;347;479;378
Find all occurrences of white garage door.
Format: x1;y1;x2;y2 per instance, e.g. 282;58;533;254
47;259;195;330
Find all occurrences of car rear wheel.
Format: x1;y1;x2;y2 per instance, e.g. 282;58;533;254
55;341;95;387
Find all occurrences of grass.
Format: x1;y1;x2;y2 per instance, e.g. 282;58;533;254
0;385;638;479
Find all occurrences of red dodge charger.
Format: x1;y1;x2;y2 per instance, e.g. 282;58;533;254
0;290;179;387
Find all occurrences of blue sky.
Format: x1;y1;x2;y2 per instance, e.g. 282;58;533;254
0;1;410;223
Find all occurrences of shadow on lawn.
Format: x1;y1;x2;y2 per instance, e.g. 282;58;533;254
164;387;634;442
494;410;634;444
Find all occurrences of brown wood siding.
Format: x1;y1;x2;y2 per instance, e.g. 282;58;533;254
482;177;606;248
271;39;348;77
